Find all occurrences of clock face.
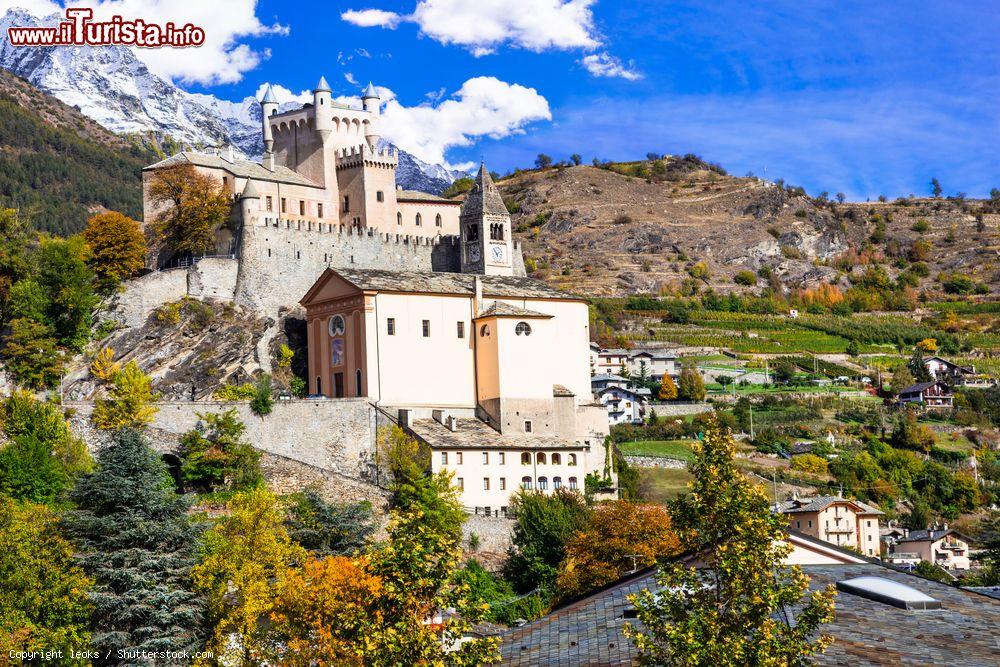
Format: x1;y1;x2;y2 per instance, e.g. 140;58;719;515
490;244;506;263
468;244;481;262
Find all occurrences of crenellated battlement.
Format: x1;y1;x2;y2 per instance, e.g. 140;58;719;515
255;215;457;246
334;143;398;170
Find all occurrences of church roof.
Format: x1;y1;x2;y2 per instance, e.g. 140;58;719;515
476;301;553;319
302;267;581;304
260;84;277;104
143;152;321;188
362;81;379;98
395;189;460;203
461;163;508;217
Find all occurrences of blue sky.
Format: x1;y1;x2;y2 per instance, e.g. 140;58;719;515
158;0;1000;199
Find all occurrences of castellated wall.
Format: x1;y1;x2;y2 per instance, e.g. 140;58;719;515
234;216;461;314
67;398;382;493
111;258;239;327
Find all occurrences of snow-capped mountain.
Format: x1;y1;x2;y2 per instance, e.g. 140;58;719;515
0;8;464;193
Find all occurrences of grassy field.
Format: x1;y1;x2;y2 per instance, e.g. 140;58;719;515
618;439;696;461
637;467;693;504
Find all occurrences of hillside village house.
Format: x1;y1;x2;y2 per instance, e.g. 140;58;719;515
593;347;679;380
886;527;973;570
924;356;984;386
590;373;630;393
596;385;650;425
896;380;954;410
775;495;884;557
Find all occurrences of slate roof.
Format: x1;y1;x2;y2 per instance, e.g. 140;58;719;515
591;373;628;383
898;380;947;395
776;495;884;515
477;302;553;319
462;163;508;217
408;417;590;451
494;561;1000;666
896;528;970;544
328;268;580;300
144;151;320;188
396;189;460;203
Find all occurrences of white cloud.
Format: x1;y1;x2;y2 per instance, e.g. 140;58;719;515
253;82;310;105
580;52;640;80
342;0;599;54
378;76;551;169
344;72;358;85
341;8;402;28
1;1;289;85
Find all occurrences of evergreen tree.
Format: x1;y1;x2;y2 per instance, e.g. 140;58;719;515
179;409;262;493
63;429;205;661
907;348;933;383
285;488;375;556
625;418;836;664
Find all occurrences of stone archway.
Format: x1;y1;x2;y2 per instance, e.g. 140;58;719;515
161;453;183;493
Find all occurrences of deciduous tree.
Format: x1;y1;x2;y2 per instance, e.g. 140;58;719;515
503;489;590;593
82;211;147;288
91;359;159;430
1;318;63;389
179;408;262;492
625;419;836;665
147;164;231;256
658;373;678;401
678;364;706;401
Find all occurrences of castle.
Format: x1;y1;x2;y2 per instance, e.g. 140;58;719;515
137;79;611;511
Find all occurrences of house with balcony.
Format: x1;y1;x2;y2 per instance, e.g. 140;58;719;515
887;527;973;570
775;495;884;557
896;380;954;410
596;385;650;425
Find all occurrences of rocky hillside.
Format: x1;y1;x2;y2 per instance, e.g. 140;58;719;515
500;159;1000;298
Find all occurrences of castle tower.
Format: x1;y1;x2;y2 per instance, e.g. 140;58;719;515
313;76;332;138
460;163;513;276
240;179;260;226
361;82;381;149
260;85;278;156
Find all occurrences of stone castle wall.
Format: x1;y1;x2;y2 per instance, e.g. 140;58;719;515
111;258;239;327
234;217;462;314
67;398;378;480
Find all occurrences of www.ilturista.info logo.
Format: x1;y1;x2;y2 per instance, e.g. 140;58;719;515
7;7;205;48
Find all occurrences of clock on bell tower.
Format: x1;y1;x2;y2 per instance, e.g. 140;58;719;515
459;162;514;276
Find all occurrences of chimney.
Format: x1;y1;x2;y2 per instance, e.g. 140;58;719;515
473;276;483;314
446;416;457;432
397;409;410;428
432;409;445;425
264;152;275;171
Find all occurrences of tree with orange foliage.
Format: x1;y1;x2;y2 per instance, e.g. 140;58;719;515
147;164;231;256
82;211;146;287
798;283;843;311
269;555;384;666
554;501;680;602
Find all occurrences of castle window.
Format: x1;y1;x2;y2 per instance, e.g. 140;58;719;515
500;477;506;490
267;248;271;257
397;212;402;225
568;453;577;466
281;198;287;213
317;203;323;218
480;324;490;337
456;477;464;491
222;176;228;188
521;476;532;490
537;476;548;491
415;213;422;226
552;453;561;465
316;376;321;394
521;452;530;465
456;452;463;464
296;251;301;259
387;318;395;335
422;320;430;337
356;370;363;396
377;191;384;202
436;214;442;227
299;201;305;216
467;225;479;241
266;196;273;211
569;476;578;490
457;322;465;338
483;452;489;465
535;451;545;463
526;421;534;434
490;223;505;240
328;315;346;337
515;322;532;336
483;478;490;491
499;452;505;465
342;196;349;213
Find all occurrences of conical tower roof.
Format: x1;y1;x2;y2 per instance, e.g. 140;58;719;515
461;163;507;217
260;84;277;104
314;76;331;92
241;179;260;199
362;81;379;98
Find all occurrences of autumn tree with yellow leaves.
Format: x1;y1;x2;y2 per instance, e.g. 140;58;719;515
90;348;159;430
82;211;147;288
147;163;232;256
625;417;836;666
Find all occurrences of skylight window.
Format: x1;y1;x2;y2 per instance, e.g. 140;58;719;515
836;576;941;610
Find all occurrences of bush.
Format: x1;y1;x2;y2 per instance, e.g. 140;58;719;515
734;270;757;286
213;382;257;401
250;373;274;416
179;409;262;493
791;453;829;475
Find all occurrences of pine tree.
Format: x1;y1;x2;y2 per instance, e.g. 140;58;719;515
625;418;836;665
63;429;205;661
907;348;932;383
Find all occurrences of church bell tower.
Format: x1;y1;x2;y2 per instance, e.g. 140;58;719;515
460;163;513;276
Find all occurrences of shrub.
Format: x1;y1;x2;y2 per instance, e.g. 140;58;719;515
250;373;274;416
791;453;829;475
734;270;757;286
911;218;930;233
